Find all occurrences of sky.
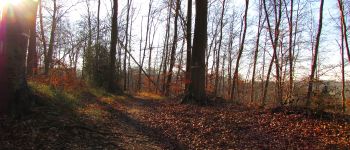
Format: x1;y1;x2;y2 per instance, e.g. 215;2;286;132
2;0;347;81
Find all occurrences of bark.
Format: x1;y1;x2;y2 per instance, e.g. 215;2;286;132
231;0;249;101
251;0;264;103
337;0;350;63
182;0;208;104
306;0;324;107
338;0;347;112
165;0;181;96
261;0;283;107
108;0;120;92
214;0;226;96
339;24;346;112
96;0;101;44
124;0;132;91
0;0;35;116
286;0;294;100
161;0;173;93
39;0;47;70
138;0;153;91
185;0;192;92
27;0;40;76
44;0;57;75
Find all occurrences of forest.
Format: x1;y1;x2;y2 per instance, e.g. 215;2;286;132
0;0;350;149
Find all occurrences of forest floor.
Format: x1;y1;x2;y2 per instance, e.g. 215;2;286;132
1;82;350;149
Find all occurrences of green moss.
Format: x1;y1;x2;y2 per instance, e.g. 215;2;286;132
29;81;55;98
29;81;81;110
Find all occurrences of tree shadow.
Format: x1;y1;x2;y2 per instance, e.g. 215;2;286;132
87;93;186;149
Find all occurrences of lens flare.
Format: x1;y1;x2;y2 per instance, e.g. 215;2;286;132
0;0;22;7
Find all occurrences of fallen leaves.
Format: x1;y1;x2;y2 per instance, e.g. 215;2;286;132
1;90;350;149
126;101;350;149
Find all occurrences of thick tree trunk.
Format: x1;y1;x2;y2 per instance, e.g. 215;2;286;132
182;0;208;104
27;0;39;76
0;1;35;115
108;0;120;93
185;0;192;92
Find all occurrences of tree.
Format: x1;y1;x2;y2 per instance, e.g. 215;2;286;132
231;0;249;101
0;0;37;115
165;0;181;96
182;0;208;104
27;0;39;76
214;0;226;96
337;0;350;63
124;0;132;91
306;0;324;107
44;0;57;75
108;0;120;93
185;0;192;92
251;0;265;102
261;0;283;107
338;0;348;112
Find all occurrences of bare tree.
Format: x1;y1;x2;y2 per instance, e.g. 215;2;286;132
231;0;249;101
183;0;208;104
27;0;40;76
306;0;324;107
108;0;120;92
251;0;265;102
165;0;181;96
44;0;57;75
261;0;283;106
185;0;192;92
214;0;226;96
124;0;132;91
337;0;350;63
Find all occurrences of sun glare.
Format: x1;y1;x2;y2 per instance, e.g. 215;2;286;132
0;0;22;8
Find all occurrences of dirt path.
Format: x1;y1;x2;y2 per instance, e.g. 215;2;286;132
0;92;179;150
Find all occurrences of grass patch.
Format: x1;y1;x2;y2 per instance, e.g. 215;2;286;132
135;92;164;101
29;81;81;110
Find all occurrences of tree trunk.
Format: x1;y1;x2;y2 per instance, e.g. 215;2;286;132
161;0;173;93
44;0;57;75
337;0;350;63
231;0;249;101
214;0;226;96
182;0;208;104
185;0;192;93
108;0;120;93
27;0;39;76
0;1;36;116
339;22;346;113
261;0;283;107
286;0;294;101
124;0;132;91
251;0;264;103
306;0;324;107
165;0;180;96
